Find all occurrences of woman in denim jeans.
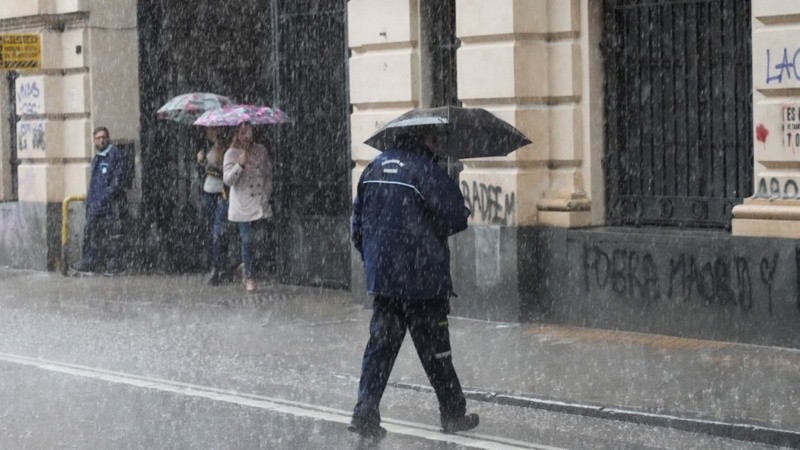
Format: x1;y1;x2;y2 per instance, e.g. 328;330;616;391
222;122;273;293
197;127;233;285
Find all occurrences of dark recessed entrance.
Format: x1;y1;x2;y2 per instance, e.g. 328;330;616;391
137;0;350;287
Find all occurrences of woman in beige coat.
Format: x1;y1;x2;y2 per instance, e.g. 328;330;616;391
222;122;273;292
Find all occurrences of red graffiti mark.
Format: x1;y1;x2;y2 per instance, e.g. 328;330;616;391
756;124;769;143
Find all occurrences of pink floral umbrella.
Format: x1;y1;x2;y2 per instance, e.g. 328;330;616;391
193;104;290;127
156;92;234;125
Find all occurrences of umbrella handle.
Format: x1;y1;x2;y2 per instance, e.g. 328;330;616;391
447;156;458;178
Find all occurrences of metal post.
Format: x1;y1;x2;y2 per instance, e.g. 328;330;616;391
60;195;85;274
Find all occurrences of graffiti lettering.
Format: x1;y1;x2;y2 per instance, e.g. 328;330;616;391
583;245;773;314
16;81;40;100
755;177;800;199
18;121;45;151
16;81;41;115
760;253;778;314
461;181;516;226
583;246;659;301
668;255;750;308
19;103;39;115
766;48;800;84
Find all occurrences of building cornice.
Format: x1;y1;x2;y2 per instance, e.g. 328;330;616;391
0;12;89;33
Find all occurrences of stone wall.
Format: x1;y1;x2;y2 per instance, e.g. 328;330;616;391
733;1;800;237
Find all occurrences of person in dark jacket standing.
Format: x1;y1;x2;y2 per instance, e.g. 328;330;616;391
72;126;128;275
348;132;479;439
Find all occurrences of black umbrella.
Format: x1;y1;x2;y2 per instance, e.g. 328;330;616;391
364;106;532;159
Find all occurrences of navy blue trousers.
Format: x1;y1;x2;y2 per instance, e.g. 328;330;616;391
353;295;467;425
78;212;125;273
201;192;230;272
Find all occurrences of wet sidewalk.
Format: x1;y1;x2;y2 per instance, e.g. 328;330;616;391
445;320;800;447
359;289;800;447
4;269;800;447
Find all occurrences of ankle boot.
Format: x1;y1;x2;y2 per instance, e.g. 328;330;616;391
441;413;479;433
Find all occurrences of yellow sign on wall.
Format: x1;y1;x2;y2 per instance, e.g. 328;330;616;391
0;34;41;71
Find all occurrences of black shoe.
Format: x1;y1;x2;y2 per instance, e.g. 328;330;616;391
441;413;479;433
217;270;234;283
347;417;387;440
103;270;126;277
67;266;95;277
205;269;220;285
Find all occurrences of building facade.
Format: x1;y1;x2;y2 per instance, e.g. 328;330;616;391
2;0;800;347
347;0;800;348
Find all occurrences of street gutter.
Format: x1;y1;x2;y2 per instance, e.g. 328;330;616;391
388;380;800;448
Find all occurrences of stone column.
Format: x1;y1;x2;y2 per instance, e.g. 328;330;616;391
456;0;590;228
347;0;423;299
732;2;800;237
348;0;421;192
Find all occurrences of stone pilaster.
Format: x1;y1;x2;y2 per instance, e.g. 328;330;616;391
348;0;421;193
347;0;423;301
732;1;800;238
456;0;590;227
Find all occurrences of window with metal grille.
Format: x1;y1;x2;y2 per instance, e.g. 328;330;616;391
602;0;752;228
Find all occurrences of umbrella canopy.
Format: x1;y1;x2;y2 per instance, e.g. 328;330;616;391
156;92;234;125
364;106;532;159
193;105;290;127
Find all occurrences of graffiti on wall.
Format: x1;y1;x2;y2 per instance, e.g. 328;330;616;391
17;121;45;152
16;80;41;115
765;47;800;85
15;79;45;153
582;244;783;314
461;180;516;226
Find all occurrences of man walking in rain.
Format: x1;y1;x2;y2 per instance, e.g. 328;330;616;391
71;126;128;276
348;130;479;439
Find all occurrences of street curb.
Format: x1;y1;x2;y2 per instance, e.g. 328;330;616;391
390;381;800;448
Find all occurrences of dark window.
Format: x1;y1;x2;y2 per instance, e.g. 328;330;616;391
138;0;352;284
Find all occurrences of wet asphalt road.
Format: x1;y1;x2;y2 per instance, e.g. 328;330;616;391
0;270;785;449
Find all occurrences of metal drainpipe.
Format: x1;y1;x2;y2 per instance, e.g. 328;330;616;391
8;71;19;200
59;195;85;274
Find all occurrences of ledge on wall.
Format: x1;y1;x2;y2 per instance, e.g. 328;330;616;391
536;195;591;228
732;198;800;238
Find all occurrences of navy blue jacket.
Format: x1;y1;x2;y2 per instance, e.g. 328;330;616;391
352;146;470;300
86;144;127;217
